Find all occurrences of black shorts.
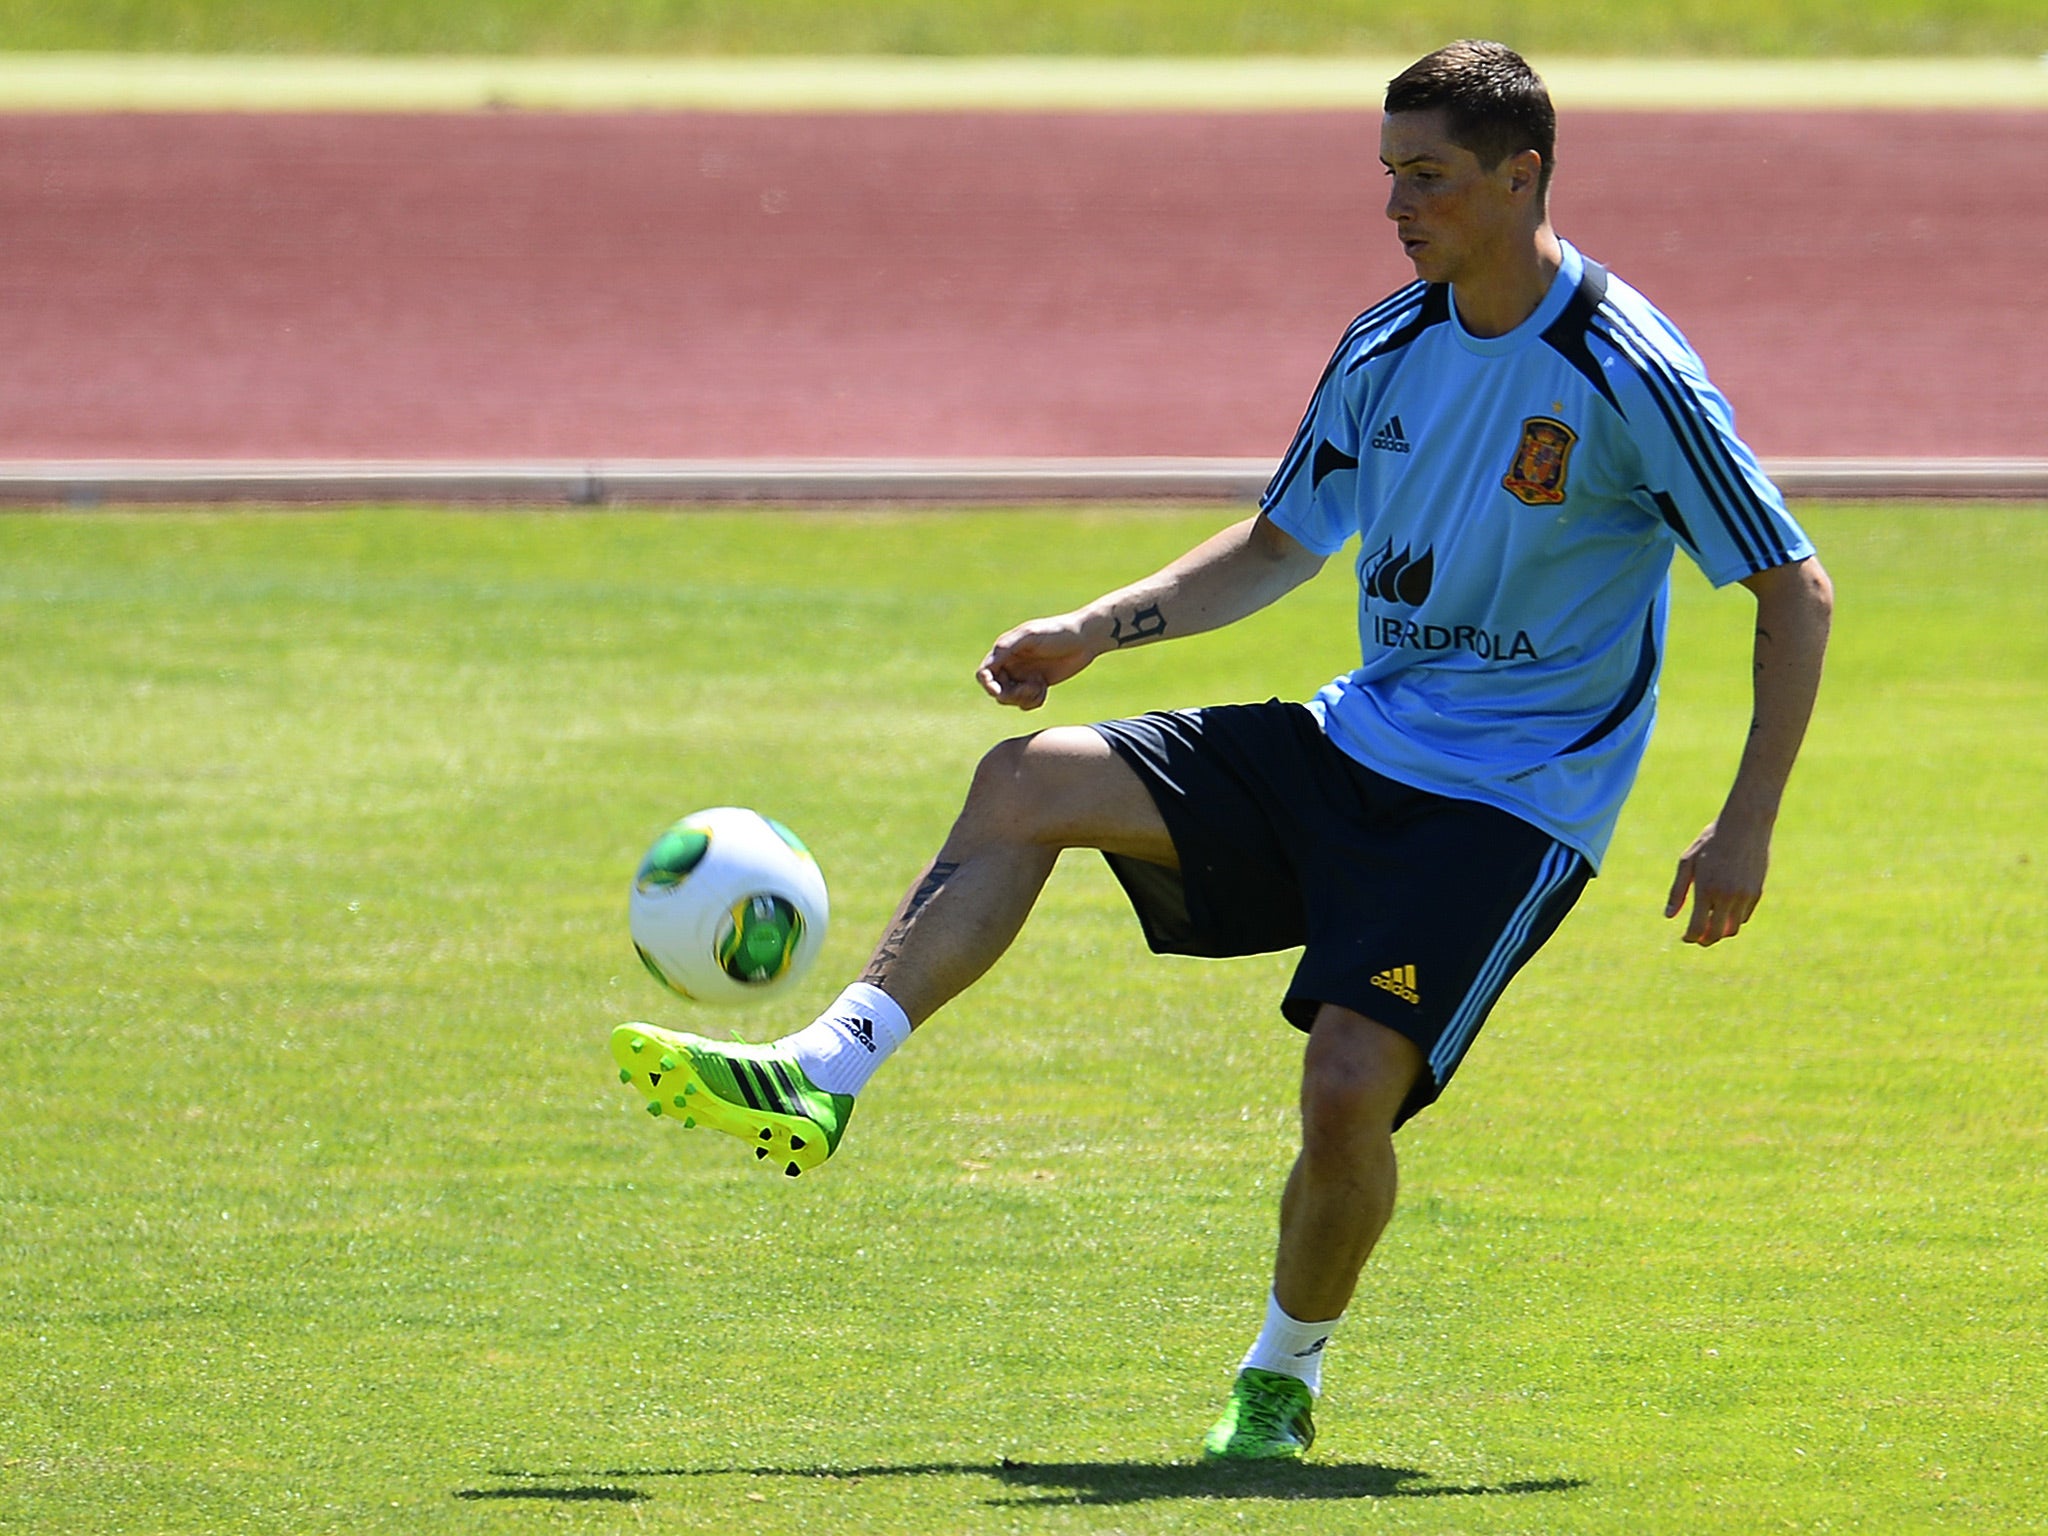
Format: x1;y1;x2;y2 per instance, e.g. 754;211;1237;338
1092;701;1591;1126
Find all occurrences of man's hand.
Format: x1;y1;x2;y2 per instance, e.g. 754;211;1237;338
973;512;1325;712
976;616;1097;711
1665;814;1771;945
1667;556;1831;948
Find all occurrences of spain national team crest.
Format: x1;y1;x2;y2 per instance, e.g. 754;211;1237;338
1502;416;1578;506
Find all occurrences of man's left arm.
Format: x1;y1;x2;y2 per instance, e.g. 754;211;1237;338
1666;555;1835;946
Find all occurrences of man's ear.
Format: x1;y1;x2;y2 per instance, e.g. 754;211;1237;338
1505;148;1545;200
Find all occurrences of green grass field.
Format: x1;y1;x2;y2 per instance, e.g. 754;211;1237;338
0;0;2042;57
2;504;2043;1534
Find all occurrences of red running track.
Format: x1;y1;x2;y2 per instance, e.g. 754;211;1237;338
0;110;2041;462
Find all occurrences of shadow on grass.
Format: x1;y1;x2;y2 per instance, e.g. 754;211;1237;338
474;1459;1586;1508
454;1484;648;1503
988;1460;1587;1507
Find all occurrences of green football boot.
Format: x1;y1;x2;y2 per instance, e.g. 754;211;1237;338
611;1022;853;1178
1201;1368;1317;1461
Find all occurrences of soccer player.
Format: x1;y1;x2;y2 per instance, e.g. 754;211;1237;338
613;40;1833;1461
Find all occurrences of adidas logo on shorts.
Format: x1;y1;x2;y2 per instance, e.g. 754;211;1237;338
1369;964;1421;1005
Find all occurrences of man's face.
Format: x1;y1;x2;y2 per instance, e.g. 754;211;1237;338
1379;109;1527;286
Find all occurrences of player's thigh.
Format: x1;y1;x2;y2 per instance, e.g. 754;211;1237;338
960;725;1176;864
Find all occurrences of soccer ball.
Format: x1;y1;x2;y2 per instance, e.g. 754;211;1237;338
628;806;829;1005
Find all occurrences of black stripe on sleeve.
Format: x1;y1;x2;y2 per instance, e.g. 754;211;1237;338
1648;489;1698;552
1591;312;1772;571
1341;283;1451;375
1312;440;1360;488
1599;305;1803;573
1262;282;1430;508
1540;259;1623;414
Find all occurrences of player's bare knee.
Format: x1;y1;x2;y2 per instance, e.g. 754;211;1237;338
949;732;1069;852
1299;1011;1422;1157
950;734;1041;841
954;728;1115;849
1299;1060;1394;1160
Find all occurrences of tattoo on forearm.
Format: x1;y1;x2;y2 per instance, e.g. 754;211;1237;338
1750;623;1773;731
1754;623;1774;678
1110;603;1166;648
861;859;960;982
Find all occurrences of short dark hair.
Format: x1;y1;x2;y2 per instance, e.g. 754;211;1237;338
1384;41;1557;199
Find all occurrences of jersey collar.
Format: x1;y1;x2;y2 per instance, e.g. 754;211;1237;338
1447;240;1585;356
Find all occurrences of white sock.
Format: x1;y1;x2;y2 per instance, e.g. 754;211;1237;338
1239;1290;1342;1396
783;982;912;1097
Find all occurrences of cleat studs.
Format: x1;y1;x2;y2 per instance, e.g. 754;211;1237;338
683;1116;695;1129
618;1068;631;1084
758;1128;773;1141
646;1101;662;1116
784;1162;800;1177
755;1147;768;1160
659;1056;677;1072
629;1038;645;1053
789;1136;807;1151
673;1095;688;1108
683;1083;697;1096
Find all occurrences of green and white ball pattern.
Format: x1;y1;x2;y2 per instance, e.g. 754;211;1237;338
714;893;806;984
629;806;828;1005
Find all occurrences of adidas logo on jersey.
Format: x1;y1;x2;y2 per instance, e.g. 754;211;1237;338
1369;964;1420;1005
1369;416;1412;454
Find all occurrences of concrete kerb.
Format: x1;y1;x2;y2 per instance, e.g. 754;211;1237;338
6;459;2045;508
1;54;2046;113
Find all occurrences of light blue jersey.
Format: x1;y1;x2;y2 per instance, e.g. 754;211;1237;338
1263;240;1813;867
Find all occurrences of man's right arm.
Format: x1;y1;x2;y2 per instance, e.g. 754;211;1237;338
976;511;1327;711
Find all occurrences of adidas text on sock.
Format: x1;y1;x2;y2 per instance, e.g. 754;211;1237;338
1240;1290;1342;1396
784;982;911;1096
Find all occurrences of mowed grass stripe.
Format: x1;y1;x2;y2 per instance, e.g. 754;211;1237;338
2;53;2047;112
2;0;2042;62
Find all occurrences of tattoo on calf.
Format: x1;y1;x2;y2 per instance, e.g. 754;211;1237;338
1110;603;1166;647
901;860;959;921
861;859;961;983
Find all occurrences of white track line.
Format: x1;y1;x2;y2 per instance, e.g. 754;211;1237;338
2;458;2044;506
